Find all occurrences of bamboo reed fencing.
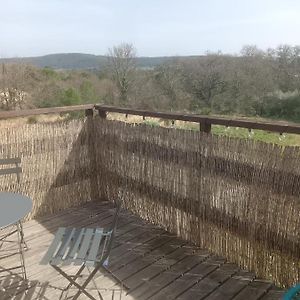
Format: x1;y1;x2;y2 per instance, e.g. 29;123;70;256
0;116;300;288
93;118;300;288
0;118;98;219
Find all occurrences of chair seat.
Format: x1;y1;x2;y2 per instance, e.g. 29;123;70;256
40;227;110;267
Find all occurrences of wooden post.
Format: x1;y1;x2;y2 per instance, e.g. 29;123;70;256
97;109;107;119
85;109;94;117
86;110;99;201
200;120;212;133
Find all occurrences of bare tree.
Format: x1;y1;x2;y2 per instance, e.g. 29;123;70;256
0;63;30;110
274;44;300;91
107;43;136;104
240;45;264;57
181;55;227;109
154;61;182;110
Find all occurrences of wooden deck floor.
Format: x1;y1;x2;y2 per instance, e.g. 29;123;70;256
0;201;284;300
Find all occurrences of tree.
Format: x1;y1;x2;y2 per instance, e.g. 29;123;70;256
60;88;81;106
274;45;300;91
154;61;182;110
107;43;136;104
240;45;264;57
0;63;31;110
181;56;227;110
79;80;97;103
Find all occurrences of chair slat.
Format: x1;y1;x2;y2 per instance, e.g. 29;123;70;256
53;228;74;258
0;167;22;176
40;228;66;265
77;228;94;260
87;228;104;262
50;228;76;265
69;228;85;259
58;228;77;260
0;158;21;165
60;229;85;266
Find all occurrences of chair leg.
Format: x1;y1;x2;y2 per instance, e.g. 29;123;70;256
60;264;86;300
0;227;18;249
17;222;27;282
52;265;99;300
87;266;105;300
18;221;28;250
64;264;85;291
102;265;129;291
72;266;103;300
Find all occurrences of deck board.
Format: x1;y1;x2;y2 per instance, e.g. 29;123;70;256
0;201;285;299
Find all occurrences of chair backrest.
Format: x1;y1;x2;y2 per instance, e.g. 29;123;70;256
99;199;122;265
108;198;122;232
0;158;22;183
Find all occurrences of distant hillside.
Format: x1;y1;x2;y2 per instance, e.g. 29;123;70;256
0;53;194;70
0;53;106;70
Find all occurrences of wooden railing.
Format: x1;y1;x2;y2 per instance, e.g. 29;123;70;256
0;104;95;119
1;104;300;135
95;105;300;135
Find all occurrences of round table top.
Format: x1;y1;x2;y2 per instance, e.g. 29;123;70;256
0;192;32;229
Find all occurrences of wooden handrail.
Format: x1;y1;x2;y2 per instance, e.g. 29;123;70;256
0;104;95;120
0;103;300;135
95;105;300;135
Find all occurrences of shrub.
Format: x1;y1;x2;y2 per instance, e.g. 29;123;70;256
27;116;38;124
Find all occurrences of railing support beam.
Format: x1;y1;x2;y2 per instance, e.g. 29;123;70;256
97;109;107;119
85;109;94;117
200;120;212;133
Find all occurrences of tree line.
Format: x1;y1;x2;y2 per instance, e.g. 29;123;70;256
1;43;300;122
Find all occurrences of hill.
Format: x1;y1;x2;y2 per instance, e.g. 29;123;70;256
0;53;193;70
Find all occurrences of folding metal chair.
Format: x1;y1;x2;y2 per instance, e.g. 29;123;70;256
0;158;24;248
0;157;29;298
40;199;123;300
0;158;28;276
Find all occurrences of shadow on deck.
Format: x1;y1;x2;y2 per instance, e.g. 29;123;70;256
0;201;284;300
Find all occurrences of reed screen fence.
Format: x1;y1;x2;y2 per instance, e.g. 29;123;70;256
94;118;300;288
0;116;300;287
0;118;98;218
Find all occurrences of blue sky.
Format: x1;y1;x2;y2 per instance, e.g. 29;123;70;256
1;0;300;57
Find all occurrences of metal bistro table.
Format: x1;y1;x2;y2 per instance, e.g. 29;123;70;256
0;192;32;283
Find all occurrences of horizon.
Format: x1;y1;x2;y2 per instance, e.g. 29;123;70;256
2;52;206;59
2;44;300;60
1;0;300;58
